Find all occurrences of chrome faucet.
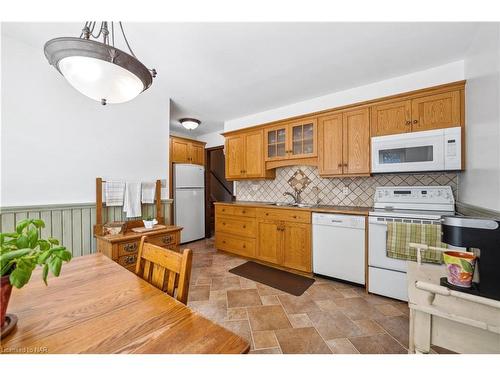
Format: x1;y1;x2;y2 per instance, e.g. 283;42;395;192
283;191;301;204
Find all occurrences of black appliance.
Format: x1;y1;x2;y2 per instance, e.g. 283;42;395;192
441;216;500;301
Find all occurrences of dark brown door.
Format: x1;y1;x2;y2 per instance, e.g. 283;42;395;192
205;146;234;237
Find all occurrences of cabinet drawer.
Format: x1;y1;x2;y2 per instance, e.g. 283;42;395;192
215;233;255;258
148;233;179;248
118;241;140;257
216;205;256;218
118;254;138;268
216;216;256;237
256;208;310;224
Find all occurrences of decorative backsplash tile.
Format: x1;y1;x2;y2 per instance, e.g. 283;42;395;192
288;169;312;192
235;166;459;207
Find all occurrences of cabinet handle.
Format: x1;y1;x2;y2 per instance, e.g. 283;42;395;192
343;163;348;167
162;235;173;244
265;213;269;216
242;210;246;214
222;209;225;212
405;120;411;125
222;240;226;244
124;255;136;265
338;163;342;168
124;243;138;252
242;244;246;249
242;225;246;229
413;120;418;124
222;222;226;225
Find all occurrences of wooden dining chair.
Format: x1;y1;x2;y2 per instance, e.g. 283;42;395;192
135;236;193;304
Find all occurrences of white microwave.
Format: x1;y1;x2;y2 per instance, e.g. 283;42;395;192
371;127;461;173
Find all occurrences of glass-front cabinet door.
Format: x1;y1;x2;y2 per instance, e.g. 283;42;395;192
288;119;317;159
265;126;287;160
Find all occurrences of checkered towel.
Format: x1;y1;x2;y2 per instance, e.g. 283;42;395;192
386;222;446;264
104;181;125;207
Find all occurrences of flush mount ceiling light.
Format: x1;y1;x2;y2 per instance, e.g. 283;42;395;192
180;118;201;130
44;22;156;105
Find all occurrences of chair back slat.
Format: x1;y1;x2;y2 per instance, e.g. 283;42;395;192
135;236;192;304
166;270;177;295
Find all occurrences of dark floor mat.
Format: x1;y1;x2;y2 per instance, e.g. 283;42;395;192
228;261;315;296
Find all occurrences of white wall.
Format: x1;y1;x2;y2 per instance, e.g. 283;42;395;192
225;61;465;131
460;24;500;211
1;34;170;206
197;131;224;148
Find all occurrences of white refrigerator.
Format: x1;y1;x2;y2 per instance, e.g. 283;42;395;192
173;164;205;244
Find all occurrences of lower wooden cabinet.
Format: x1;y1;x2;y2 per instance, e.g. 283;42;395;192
281;222;311;272
215;204;312;273
256;220;282;264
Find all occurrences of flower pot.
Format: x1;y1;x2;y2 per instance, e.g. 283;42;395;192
443;251;477;288
143;219;158;229
1;274;13;328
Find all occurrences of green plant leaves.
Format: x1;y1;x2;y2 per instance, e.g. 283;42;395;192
48;257;62;277
1;219;71;287
9;258;36;288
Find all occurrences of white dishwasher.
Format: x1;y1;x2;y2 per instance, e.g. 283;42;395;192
312;213;366;285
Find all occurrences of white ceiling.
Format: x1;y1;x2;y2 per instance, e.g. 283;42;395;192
2;22;480;136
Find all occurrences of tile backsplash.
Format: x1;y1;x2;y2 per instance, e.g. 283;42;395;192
235;166;459;207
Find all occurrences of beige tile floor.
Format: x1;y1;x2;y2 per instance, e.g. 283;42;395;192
183;238;412;354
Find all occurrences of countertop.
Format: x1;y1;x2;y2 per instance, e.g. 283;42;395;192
214;201;372;216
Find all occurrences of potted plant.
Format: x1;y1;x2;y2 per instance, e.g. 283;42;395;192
142;216;158;229
0;219;72;337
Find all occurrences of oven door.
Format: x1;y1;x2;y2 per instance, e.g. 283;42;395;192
371;129;444;173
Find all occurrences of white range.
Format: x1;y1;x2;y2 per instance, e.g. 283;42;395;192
368;186;455;301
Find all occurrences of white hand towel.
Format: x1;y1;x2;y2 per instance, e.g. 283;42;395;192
123;182;142;218
104;181;125;207
141;182;156;204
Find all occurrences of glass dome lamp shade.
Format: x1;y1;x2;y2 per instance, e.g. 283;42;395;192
44;37;154;105
180;118;201;130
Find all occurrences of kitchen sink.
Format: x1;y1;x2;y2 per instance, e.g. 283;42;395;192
270;202;315;208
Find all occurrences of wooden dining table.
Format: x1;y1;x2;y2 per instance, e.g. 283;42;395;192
0;253;249;354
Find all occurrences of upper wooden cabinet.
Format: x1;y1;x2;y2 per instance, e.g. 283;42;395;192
371;100;412;136
170;136;206;165
264;119;317;161
318;113;343;175
411;90;461;132
222;81;465;177
225;130;275;180
343;108;371;175
318;107;370;177
371;89;462;136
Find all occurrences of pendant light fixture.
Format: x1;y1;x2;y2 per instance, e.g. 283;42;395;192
44;22;156;105
180;118;201;130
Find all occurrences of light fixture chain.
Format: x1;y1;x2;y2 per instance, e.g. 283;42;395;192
119;22;136;58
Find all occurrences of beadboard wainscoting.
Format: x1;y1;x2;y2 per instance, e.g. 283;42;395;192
0;201;173;257
235;166;459;207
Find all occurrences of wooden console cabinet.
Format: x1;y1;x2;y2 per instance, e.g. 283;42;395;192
96;226;182;272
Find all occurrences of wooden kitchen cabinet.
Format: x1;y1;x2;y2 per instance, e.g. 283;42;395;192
264;119;317;161
370;90;461;136
281;221;311;272
225;130;274;180
411;90;461;132
318;107;370;177
343;108;371;175
214;203;312;273
371;99;412;136
318;112;343;175
170;136;206;165
256;220;282;264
